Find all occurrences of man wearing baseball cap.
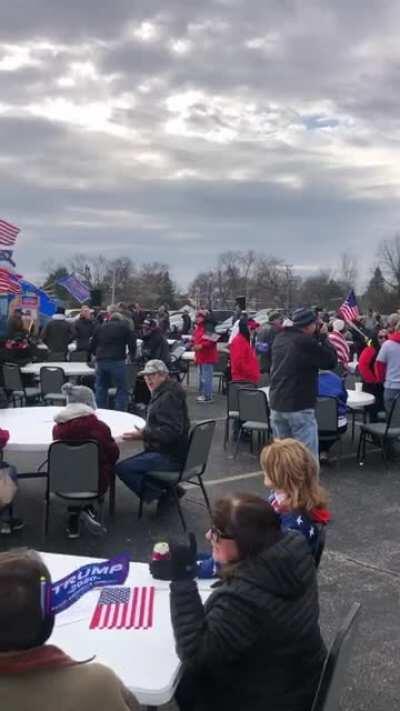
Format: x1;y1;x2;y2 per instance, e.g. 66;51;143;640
115;360;190;504
269;307;337;458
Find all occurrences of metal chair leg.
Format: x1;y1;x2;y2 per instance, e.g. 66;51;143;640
172;487;187;532
233;427;242;459
198;476;212;516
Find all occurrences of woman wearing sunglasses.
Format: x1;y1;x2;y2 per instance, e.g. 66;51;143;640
169;493;325;711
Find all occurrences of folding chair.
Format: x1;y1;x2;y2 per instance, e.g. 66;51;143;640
213;351;229;394
357;393;400;468
69;350;88;362
224;380;257;448
315;397;343;465
142;419;216;531
43;440;105;536
311;603;361;711
2;363;41;406
47;351;68;362
40;366;66;405
234;388;271;458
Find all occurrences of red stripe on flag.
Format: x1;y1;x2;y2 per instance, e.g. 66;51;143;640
127;586;139;629
89;603;102;629
136;586;147;629
144;586;155;629
100;601;112;629
0;218;19;234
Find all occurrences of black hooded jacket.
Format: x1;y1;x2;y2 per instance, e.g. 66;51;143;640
170;531;325;711
143;379;190;464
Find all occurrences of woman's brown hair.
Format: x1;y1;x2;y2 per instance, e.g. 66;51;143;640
260;438;328;512
212;492;282;560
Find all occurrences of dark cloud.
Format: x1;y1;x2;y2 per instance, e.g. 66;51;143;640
1;1;400;287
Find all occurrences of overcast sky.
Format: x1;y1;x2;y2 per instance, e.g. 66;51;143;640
1;0;400;288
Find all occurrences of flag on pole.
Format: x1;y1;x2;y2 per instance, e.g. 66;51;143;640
338;289;359;322
0;250;16;267
0;267;21;294
0;219;20;247
89;586;155;630
57;274;90;303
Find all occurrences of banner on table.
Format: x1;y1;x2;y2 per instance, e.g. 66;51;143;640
57;274;90;304
49;553;130;614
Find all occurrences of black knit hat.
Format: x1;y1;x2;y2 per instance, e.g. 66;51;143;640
292;307;316;328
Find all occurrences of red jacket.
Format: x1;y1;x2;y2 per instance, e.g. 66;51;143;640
358;345;379;384
52;404;119;495
0;428;9;449
230;333;260;384
192;323;218;365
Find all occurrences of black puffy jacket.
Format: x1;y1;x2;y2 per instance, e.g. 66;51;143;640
74;317;95;351
89;320;136;361
170;531;325;711
270;327;337;411
143;379;190;465
141;329;171;366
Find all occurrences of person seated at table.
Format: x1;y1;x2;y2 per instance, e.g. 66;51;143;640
141;319;171;366
0;427;24;536
116;359;190;506
261;438;330;556
168;493;326;711
229;318;260;384
317;369;348;463
53;384;119;539
358;330;387;421
0;549;139;711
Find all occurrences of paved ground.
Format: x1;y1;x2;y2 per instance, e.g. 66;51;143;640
1;383;400;710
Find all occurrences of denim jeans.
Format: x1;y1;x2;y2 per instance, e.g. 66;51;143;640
384;387;400;415
95;359;128;411
115;451;179;500
199;363;214;399
271;408;319;459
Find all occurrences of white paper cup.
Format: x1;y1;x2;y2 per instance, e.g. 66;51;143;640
355;382;363;393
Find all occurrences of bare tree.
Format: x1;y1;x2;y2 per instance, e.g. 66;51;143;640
336;252;358;290
377;234;400;297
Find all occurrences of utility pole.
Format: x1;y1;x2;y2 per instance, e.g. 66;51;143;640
111;267;116;305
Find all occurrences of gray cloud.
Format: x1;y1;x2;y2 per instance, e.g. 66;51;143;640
1;0;400;289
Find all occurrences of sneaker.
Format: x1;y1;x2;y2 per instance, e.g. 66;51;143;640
0;517;24;535
196;395;207;402
67;513;80;539
81;506;107;536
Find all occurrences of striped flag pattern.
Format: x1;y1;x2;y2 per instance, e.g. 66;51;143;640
338;289;359;323
89;586;155;630
0;219;20;247
0;267;21;294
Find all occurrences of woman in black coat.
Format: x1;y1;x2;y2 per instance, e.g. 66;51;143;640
169;494;326;711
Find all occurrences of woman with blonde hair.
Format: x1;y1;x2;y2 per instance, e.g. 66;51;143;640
260;438;330;557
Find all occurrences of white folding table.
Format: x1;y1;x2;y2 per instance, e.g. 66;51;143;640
21;362;95;378
42;551;211;709
259;386;375;410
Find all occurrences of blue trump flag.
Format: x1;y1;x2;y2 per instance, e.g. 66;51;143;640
57;274;90;304
48;553;130;614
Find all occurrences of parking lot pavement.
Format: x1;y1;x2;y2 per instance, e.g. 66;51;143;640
1;389;400;709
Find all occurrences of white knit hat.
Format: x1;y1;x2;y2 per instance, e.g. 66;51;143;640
332;319;345;332
61;383;97;409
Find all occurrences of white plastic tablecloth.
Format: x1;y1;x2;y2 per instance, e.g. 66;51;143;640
1;407;145;452
21;362;95;378
259;386;375;409
42;552;211;707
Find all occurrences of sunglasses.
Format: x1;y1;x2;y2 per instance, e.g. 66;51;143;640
209;525;234;543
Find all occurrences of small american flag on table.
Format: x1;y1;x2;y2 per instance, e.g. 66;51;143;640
89;586;155;630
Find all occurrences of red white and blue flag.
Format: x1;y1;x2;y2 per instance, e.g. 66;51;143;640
89;586;155;630
0;267;21;294
0;218;20;247
338;289;359;322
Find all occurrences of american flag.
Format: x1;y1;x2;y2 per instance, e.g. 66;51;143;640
89;586;155;630
0;219;20;247
0;267;21;294
338;289;359;323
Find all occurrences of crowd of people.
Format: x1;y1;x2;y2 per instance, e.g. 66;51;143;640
1;298;398;708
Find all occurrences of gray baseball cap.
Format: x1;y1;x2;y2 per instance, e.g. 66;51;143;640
139;359;169;376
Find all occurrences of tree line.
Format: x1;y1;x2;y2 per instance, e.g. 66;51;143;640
40;234;400;313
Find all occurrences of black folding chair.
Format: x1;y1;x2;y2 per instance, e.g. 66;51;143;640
224;380;257;448
2;363;41;406
43;440;106;536
234;388;271;458
315;397;343;465
142;420;216;531
357;393;400;468
213;351;229;394
69;350;88;362
311;603;361;711
40;366;66;405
